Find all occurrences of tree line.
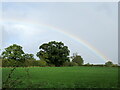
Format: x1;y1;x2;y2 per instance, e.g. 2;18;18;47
0;41;117;67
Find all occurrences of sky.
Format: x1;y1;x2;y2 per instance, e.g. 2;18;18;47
1;2;118;64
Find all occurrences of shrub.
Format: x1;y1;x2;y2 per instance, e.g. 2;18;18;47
37;60;47;67
40;60;47;66
24;59;36;67
111;64;118;67
63;62;70;66
69;62;78;66
84;63;90;66
105;61;113;67
2;59;20;67
63;62;78;67
48;64;55;67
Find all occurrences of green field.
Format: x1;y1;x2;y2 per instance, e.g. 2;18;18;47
2;66;118;88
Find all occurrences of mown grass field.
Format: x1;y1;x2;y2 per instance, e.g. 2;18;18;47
2;66;119;88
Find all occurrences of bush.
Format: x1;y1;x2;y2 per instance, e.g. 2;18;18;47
2;59;48;67
84;63;90;66
111;64;118;67
63;62;70;66
63;62;78;67
2;59;23;67
2;59;9;67
36;60;47;67
105;61;113;67
70;62;78;66
48;64;55;67
39;60;47;66
24;59;36;67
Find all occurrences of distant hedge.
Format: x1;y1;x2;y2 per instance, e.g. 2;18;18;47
2;59;48;67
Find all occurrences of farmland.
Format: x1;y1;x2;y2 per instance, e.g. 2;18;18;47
2;66;118;88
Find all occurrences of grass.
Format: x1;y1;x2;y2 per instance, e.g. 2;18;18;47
2;66;119;88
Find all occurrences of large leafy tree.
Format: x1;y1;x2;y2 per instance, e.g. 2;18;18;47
2;44;25;62
71;53;84;66
37;41;70;66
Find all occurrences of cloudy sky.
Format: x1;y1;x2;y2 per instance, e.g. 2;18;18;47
1;2;118;64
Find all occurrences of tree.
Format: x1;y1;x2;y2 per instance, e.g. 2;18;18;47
23;53;35;60
84;63;90;66
23;54;35;67
1;44;25;66
71;53;84;66
105;61;113;66
37;41;70;66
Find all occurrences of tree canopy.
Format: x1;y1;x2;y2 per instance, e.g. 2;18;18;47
23;53;35;60
1;42;118;67
37;41;70;66
105;61;113;66
2;44;25;62
71;53;84;66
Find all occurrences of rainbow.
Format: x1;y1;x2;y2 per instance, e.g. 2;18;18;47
2;18;109;62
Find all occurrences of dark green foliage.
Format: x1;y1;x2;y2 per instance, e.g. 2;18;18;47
1;44;26;67
63;62;78;66
37;41;70;66
23;53;35;60
35;60;47;67
63;61;70;66
69;62;78;66
112;64;118;67
84;63;90;66
23;54;36;67
0;59;1;67
1;44;36;67
2;59;25;67
2;59;16;67
2;44;25;62
0;55;2;59
71;53;84;66
24;59;36;67
105;61;113;66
